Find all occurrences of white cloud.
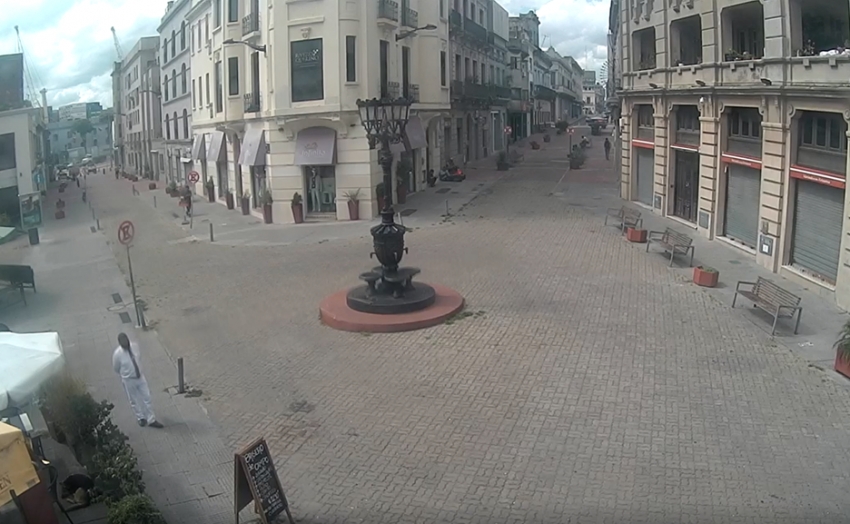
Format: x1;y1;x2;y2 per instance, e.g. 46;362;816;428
0;0;168;107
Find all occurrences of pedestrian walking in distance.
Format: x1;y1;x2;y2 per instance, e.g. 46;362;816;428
604;138;612;160
113;333;163;428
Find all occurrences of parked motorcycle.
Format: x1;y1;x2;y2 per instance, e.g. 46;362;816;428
439;160;465;182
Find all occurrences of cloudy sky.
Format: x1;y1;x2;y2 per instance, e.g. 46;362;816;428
0;0;608;109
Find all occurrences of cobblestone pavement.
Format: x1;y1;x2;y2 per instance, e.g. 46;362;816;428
82;128;850;523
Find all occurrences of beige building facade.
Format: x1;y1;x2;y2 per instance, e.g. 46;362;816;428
616;0;850;309
189;0;450;223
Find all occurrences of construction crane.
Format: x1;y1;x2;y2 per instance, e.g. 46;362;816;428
14;25;44;108
111;26;124;61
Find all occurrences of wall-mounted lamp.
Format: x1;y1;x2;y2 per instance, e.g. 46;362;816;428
223;38;267;54
760;77;772;86
695;80;706;87
648;82;659;89
395;24;438;41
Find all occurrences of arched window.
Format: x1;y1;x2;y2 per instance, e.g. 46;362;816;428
181;64;187;93
165;114;171;140
163;74;169;101
163;38;168;63
182;109;189;137
172;69;177;98
180;21;186;50
173;111;179;139
171;30;176;56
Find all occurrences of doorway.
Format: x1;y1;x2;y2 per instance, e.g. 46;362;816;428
304;166;337;214
673;150;699;222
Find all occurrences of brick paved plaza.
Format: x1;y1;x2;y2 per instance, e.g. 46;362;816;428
54;130;850;522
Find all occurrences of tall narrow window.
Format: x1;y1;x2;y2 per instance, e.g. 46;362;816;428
228;56;239;96
163;39;168;63
228;0;239;23
181;21;186;49
205;73;210;107
165;114;171;140
402;46;410;98
440;51;447;86
181;64;187;93
182;109;189;137
214;61;223;112
380;40;389;98
173;111;179;139
192;79;196;108
172;68;177;98
171;30;176;56
345;36;356;82
198;76;204;106
163;74;169;101
440;0;445;18
213;0;222;27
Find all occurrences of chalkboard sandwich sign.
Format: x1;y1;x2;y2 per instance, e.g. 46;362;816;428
234;437;295;524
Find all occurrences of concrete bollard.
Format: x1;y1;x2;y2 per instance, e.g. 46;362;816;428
177;357;185;394
209;222;214;242
153;195;157;208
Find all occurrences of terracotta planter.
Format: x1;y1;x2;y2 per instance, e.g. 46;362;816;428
291;203;304;224
531;142;541;150
226;193;235;210
148;182;157;190
263;203;274;224
835;352;850;379
396;185;407;204
55;210;65;220
626;227;647;243
347;200;360;221
543;135;551;143
693;267;719;288
241;197;250;215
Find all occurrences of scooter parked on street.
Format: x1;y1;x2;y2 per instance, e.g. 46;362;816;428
439;159;465;182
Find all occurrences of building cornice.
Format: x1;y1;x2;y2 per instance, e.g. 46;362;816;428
187;0;211;22
158;0;192;32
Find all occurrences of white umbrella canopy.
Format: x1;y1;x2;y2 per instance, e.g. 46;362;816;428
0;332;65;411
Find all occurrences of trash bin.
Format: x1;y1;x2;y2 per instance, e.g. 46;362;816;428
27;228;39;246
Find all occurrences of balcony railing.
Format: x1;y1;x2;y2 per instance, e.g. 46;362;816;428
244;92;260;113
449;10;462;30
450;79;464;99
382;81;400;99
491;85;511;99
463;17;488;42
403;83;419;102
377;0;399;22
464;80;491;100
402;7;418;28
242;11;259;36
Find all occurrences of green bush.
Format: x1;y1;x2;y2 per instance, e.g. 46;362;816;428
107;495;166;524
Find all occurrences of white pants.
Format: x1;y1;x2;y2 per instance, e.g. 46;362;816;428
122;376;156;423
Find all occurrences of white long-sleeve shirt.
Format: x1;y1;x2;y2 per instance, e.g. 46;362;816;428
112;346;143;380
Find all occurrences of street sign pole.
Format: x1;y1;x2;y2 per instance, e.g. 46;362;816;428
126;244;142;328
118;220;144;329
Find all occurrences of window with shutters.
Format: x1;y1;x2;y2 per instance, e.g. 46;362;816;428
797;111;847;174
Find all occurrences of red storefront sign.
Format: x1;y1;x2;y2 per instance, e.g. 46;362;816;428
720;152;762;170
631;139;654;149
671;143;699;152
790;164;846;189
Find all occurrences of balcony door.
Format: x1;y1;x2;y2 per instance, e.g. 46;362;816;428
380;40;389;98
402;47;410;99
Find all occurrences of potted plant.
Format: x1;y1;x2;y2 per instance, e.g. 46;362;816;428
167;180;178;196
693;266;719;287
205;178;215;203
290;191;303;224
543;134;551;143
344;189;361;221
496;151;510;171
530;141;541;150
58;182;66;193
55;209;65;219
225;190;235;210
56;199;65;210
260;189;274;224
240;191;251;215
626;227;647;243
148;181;157;190
835;320;850;379
555;120;568;135
569;148;586;169
376;182;386;210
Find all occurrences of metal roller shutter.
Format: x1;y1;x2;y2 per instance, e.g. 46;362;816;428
791;180;844;284
724;165;761;248
636;148;654;206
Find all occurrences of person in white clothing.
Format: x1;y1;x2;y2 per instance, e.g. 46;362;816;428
112;333;163;428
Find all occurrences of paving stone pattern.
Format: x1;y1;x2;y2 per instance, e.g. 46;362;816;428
72;130;850;523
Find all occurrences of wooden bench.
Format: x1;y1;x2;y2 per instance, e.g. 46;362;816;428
732;277;803;336
645;228;695;267
604;206;643;233
0;265;36;292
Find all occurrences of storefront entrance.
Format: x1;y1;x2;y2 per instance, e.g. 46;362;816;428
790;179;844;284
304;166;337;215
673;150;699;223
634;147;654;206
723;164;761;248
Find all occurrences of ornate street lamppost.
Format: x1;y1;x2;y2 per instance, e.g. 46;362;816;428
346;97;436;314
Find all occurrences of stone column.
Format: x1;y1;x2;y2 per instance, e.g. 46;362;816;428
697;96;720;238
619;102;633;200
835;115;850;311
653;96;669;214
757;96;790;272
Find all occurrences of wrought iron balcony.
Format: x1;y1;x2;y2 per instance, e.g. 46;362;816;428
463;79;491;100
462;17;488;42
244;92;260;113
450;80;464;99
381;81;400;100
377;0;399;22
534;84;556;101
403;83;419;102
402;7;419;28
449;10;462;31
242;11;259;36
491;84;511;99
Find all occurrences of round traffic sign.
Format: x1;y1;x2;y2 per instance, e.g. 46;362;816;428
188;171;200;183
118;220;135;246
504;126;512;134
